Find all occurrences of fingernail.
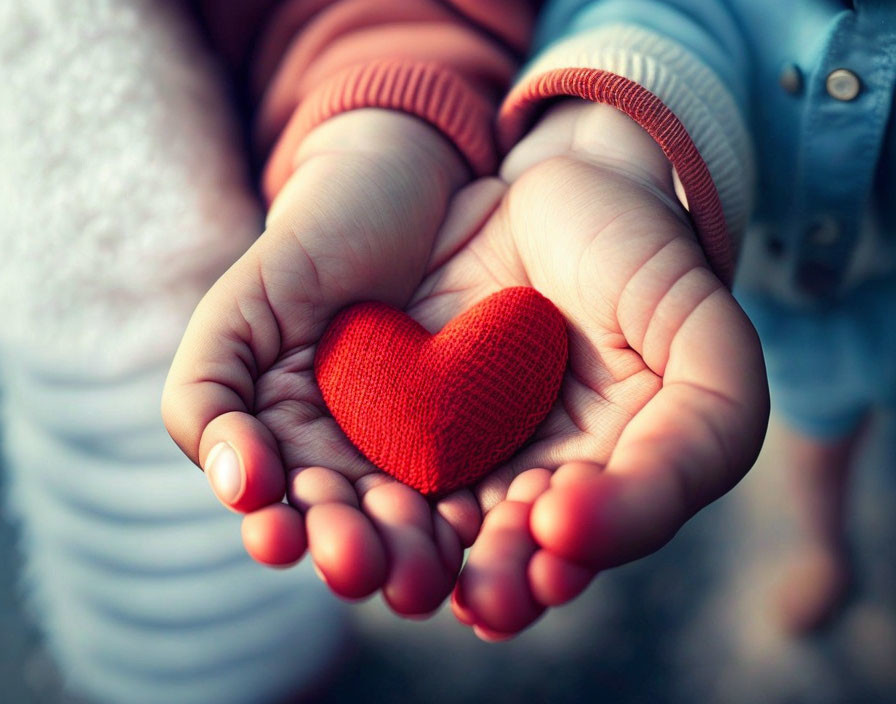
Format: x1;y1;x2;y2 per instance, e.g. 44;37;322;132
205;442;243;504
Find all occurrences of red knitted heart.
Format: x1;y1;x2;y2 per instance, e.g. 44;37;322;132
314;287;568;496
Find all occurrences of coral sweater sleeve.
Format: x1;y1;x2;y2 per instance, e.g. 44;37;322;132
500;0;756;285
199;1;539;204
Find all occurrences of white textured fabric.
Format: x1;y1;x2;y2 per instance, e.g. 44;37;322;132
0;0;257;372
0;1;346;702
516;23;755;249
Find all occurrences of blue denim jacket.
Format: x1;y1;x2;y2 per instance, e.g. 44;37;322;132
535;0;896;301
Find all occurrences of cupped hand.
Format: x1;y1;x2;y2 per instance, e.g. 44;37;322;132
163;108;483;616
401;101;770;638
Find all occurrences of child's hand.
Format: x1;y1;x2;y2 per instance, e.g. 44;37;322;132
162;108;476;615
403;100;769;638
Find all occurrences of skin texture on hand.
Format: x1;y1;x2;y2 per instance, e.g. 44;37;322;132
163;108;474;614
162;101;769;632
440;101;769;638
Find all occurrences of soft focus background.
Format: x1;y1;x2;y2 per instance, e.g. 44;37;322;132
4;411;895;703
2;1;895;701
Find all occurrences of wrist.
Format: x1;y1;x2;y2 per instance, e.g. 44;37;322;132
265;109;468;221
295;109;468;184
265;109;468;231
501;101;682;210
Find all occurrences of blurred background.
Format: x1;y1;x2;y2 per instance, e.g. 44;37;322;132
4;412;896;703
2;1;895;702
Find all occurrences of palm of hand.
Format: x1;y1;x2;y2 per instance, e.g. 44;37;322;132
418;156;767;635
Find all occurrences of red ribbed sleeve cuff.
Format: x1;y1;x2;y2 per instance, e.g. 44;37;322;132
262;59;497;203
499;68;734;286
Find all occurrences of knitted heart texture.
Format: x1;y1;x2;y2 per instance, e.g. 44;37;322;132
314;287;568;496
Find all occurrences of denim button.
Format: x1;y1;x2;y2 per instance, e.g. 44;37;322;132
826;69;861;101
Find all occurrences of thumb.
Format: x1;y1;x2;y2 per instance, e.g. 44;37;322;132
531;283;769;568
161;248;289;513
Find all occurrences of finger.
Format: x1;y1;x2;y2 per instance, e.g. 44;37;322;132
472;625;516;642
433;513;464;575
292;467;391;600
449;469;557;627
533;285;768;569
200;414;286;514
287;465;358;510
491;469;592;610
241;503;306;567
451;589;476;626
505;467;552;502
282;457;407;607
550;461;604;487
305;502;387;599
359;479;457;616
434;489;482;548
455;500;543;635
528;550;593;607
